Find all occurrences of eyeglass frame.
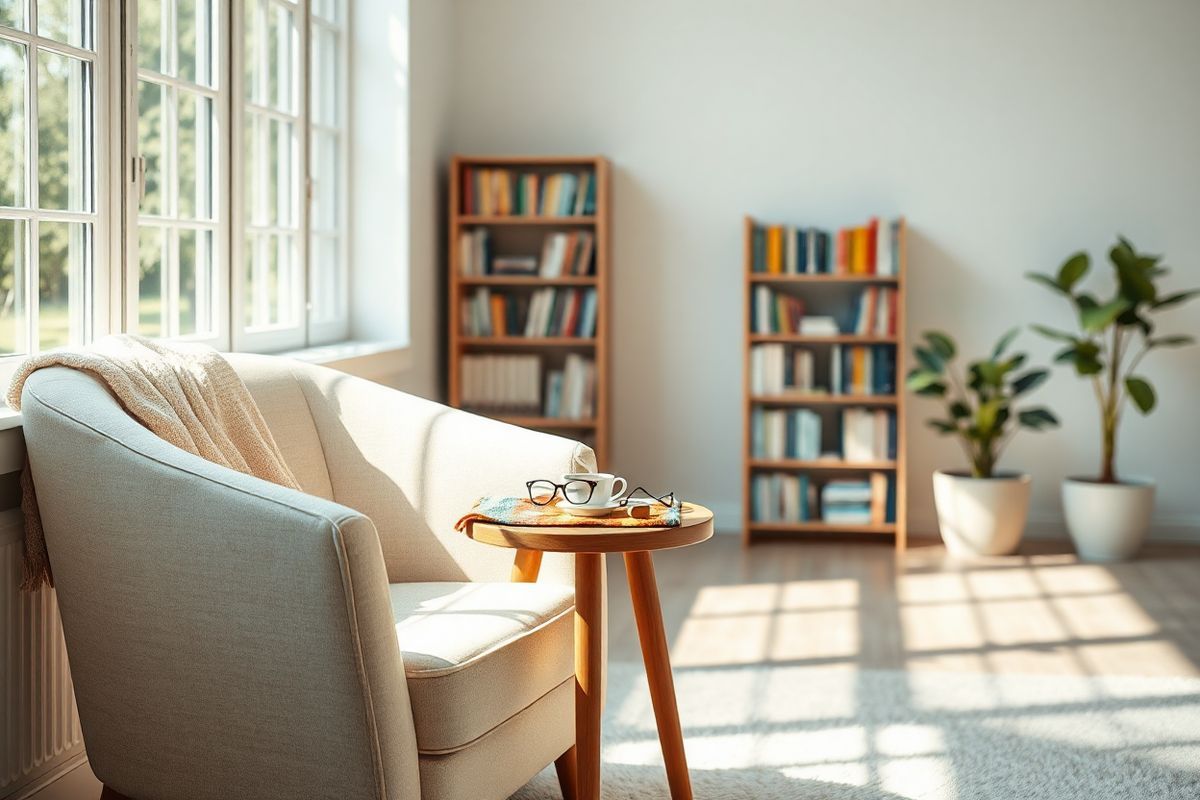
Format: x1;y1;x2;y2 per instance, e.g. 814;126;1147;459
526;478;599;506
617;487;676;508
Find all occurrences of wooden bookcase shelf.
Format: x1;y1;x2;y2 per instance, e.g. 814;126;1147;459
448;155;611;467
742;215;908;549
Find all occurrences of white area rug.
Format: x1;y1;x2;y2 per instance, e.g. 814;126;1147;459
511;661;1200;799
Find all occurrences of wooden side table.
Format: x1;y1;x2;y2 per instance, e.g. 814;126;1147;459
462;503;714;800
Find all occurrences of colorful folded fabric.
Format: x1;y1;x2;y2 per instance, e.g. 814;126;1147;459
455;496;681;531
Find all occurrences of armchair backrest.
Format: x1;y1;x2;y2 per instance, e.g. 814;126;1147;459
228;354;595;585
20;366;419;800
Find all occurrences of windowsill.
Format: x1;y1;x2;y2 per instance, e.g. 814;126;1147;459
277;339;413;382
0;406;20;432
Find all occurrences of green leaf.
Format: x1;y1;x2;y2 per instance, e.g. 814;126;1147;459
1012;369;1050;395
1027;272;1068;295
1147;335;1196;349
1074;293;1099;313
1125;377;1156;414
1116;307;1154;335
927;420;957;434
949;401;971;419
1152;290;1200;310
1031;324;1076;342
1114;257;1156;304
916;382;948;397
1018;408;1060;430
974;360;1005;387
906;370;943;392
924;331;956;361
914;347;943;373
1054;342;1103;375
1057;252;1090;291
1003;353;1027;373
976;400;1002;436
1080;297;1131;334
992;328;1020;359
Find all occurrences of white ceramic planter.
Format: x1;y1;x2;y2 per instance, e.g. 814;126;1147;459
1062;477;1155;562
933;470;1031;557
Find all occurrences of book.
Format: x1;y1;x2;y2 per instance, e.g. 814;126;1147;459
751;471;814;523
840;408;896;462
461;168;595;217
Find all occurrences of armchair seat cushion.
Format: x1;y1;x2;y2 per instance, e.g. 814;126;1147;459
389;581;575;754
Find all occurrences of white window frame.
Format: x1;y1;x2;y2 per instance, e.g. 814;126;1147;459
306;2;349;344
121;0;350;355
123;0;232;350
0;2;114;387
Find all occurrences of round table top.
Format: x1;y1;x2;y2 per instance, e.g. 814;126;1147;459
463;503;714;554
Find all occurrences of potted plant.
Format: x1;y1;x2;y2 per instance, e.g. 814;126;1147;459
1028;238;1198;561
907;329;1059;556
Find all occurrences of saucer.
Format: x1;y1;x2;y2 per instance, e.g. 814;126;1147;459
555;499;622;517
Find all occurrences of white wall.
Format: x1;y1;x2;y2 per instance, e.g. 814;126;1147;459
447;0;1200;538
350;0;453;396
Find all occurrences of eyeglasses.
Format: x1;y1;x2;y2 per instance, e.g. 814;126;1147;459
618;487;676;508
527;478;598;506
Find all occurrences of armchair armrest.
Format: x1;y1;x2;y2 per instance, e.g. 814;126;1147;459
291;365;595;585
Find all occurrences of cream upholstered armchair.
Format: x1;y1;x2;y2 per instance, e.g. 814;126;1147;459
19;353;597;800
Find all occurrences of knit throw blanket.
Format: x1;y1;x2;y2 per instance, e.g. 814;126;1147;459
6;335;301;590
455;496;682;532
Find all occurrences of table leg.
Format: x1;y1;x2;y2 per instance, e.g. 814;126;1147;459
624;550;693;800
575;553;604;800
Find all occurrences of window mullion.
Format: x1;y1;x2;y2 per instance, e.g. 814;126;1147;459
26;22;39;352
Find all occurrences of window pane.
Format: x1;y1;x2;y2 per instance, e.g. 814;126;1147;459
310;129;337;231
312;0;339;25
37;220;87;349
177;0;212;86
177;90;212;220
137;225;164;336
0;0;26;32
37;49;93;212
177;228;212;336
243;0;262;104
37;0;93;50
267;116;296;226
245;232;296;329
269;3;296;113
310;234;338;324
137;0;164;72
311;24;338;126
137;79;166;215
0;218;27;354
0;38;26;208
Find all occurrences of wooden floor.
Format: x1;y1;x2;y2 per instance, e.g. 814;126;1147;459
605;535;1200;678
30;535;1200;800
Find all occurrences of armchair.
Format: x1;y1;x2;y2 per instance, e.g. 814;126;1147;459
19;353;597;800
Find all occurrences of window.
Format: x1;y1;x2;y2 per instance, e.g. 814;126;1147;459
134;0;226;345
0;0;102;359
0;0;350;387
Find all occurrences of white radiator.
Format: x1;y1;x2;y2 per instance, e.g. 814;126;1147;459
1;508;86;799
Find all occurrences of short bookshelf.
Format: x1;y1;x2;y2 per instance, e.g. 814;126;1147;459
742;215;908;549
448;155;611;466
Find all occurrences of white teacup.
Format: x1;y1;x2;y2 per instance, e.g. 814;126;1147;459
562;472;628;507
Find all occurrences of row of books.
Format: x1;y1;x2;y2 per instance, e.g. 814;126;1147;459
457;230;595;277
750;472;896;524
749;408;897;462
461;168;597;217
749;286;838;335
750;217;901;276
460;354;596;420
461;288;598;338
750;408;822;460
842;408;897;462
749;343;895;396
821;475;896;525
831;344;897;396
849;287;898;335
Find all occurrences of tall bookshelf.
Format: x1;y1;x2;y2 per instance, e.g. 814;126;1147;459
741;215;908;550
448;155;611;466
